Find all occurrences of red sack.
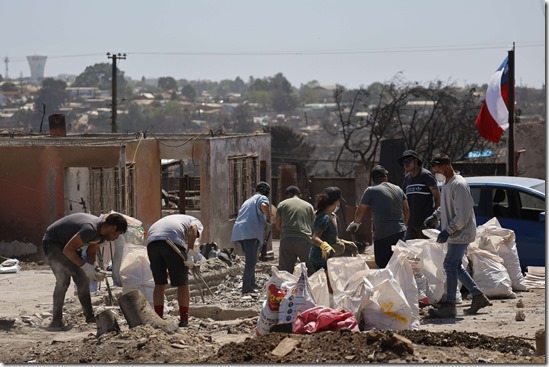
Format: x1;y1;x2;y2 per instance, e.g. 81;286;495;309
293;306;359;334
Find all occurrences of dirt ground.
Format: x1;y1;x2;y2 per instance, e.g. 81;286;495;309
0;255;545;364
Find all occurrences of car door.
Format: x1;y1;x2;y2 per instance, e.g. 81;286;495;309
486;186;545;270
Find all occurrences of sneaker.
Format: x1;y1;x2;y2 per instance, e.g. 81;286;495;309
178;320;188;328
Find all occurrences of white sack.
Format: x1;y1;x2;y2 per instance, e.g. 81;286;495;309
119;243;155;306
467;246;515;298
361;269;414;330
256;266;297;336
308;268;330;307
387;240;420;330
475;218;527;291
278;263;316;325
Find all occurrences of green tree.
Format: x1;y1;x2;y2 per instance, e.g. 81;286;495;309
158;76;178;91
232;103;255;133
248;73;297;113
181;84;197;102
1;82;17;92
264;125;316;176
73;63;128;93
34;78;67;117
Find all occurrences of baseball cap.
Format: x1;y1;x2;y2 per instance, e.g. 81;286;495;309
324;186;346;204
430;153;451;166
371;165;389;179
398;150;423;166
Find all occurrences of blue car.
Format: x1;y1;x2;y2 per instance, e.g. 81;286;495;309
465;176;545;271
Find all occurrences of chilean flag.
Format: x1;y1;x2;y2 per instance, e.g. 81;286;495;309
474;57;509;143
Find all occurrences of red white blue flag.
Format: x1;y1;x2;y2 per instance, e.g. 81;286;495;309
474;57;509;143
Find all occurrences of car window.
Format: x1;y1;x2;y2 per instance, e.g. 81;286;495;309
518;191;545;221
491;188;516;218
470;187;481;208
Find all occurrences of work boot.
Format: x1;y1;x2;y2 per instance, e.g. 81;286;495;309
428;302;457;318
464;294;492;315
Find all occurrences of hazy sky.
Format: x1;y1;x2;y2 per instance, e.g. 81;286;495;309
3;0;546;89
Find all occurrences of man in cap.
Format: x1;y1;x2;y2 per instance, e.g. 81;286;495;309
275;185;315;275
426;153;492;318
397;149;440;239
231;181;272;294
347;165;409;268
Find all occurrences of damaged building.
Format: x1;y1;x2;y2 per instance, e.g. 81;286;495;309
0;127;271;261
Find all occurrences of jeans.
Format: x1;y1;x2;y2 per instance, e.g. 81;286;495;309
239;239;260;293
444;243;482;304
42;241;94;323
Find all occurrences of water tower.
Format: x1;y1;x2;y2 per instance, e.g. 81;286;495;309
26;55;47;83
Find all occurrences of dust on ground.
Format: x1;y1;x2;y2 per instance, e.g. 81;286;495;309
0;257;545;364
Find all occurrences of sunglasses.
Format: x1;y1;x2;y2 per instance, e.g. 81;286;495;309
402;158;413;165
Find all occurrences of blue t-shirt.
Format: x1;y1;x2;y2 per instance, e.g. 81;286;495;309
231;193;270;243
309;211;338;269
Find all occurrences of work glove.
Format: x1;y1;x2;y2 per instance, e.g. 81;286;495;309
346;221;361;232
339;239;359;256
436;229;450;243
319;242;335;260
81;262;106;282
184;249;199;268
423;213;439;229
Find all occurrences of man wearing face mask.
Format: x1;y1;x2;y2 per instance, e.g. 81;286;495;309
426;153;492;318
397;150;440;239
346;165;409;268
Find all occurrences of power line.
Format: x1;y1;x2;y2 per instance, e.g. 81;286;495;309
6;42;543;62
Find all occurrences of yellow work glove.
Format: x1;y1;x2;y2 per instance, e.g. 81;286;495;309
339;239;358;256
319;241;335;260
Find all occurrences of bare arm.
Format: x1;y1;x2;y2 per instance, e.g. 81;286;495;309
274;214;281;231
430;185;441;210
62;233;86;266
353;204;369;223
311;229;325;247
186;224;199;252
260;202;271;222
403;199;410;226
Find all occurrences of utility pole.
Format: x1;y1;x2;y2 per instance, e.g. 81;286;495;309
3;56;8;80
107;52;126;133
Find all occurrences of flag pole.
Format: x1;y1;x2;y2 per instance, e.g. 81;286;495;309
507;43;515;176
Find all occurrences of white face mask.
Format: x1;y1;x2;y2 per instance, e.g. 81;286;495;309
435;173;446;183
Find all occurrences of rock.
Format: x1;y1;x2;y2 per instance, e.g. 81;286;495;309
271;336;300;357
516;299;524;308
515;310;526;321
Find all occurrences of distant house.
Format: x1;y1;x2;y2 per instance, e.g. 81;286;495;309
0;128;271;261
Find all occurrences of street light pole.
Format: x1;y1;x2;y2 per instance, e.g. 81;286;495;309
107;52;126;133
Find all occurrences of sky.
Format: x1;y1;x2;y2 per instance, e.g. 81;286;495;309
2;0;546;89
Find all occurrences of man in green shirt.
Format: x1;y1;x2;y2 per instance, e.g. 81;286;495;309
275;186;315;275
